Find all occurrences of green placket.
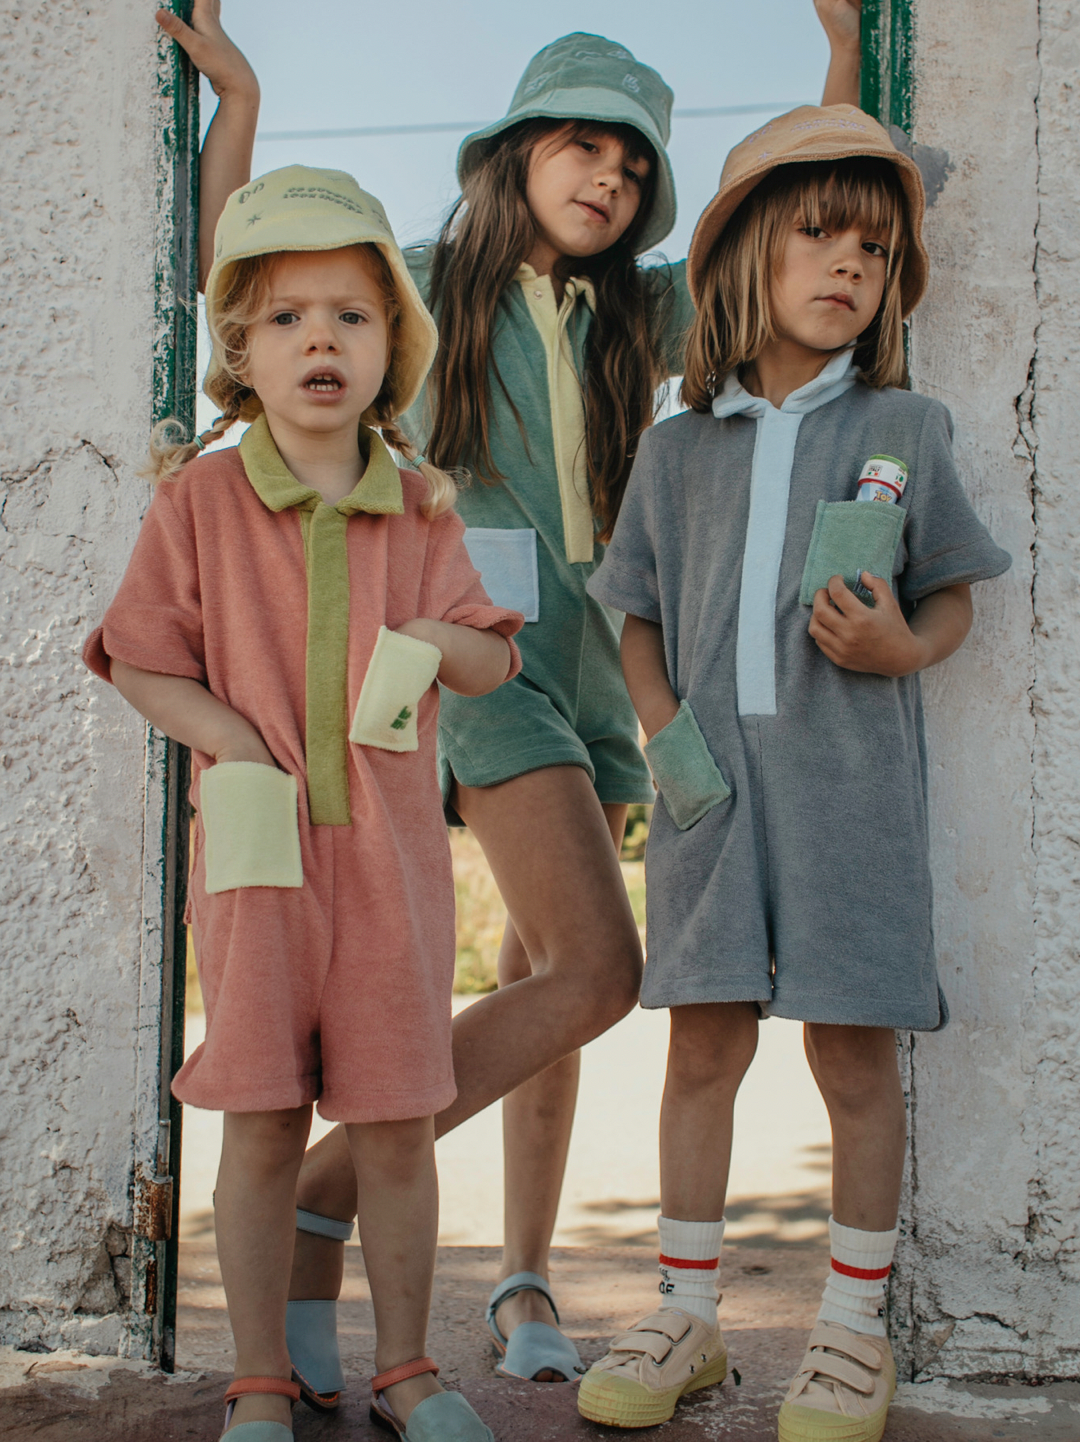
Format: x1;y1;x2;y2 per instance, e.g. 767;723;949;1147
239;415;404;825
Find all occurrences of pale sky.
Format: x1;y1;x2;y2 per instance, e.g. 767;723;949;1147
195;0;836;434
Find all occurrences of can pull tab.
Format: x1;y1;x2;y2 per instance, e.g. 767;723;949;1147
856;454;908;504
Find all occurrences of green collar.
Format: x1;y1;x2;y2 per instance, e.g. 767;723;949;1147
239;413;404;516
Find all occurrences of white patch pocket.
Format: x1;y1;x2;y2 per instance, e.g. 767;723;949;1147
200;763;303;894
349;625;443;753
463;527;539;622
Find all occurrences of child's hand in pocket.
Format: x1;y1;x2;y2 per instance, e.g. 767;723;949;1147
809;572;927;677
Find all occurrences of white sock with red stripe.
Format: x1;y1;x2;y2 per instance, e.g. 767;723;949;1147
657;1216;725;1326
817;1216;898;1337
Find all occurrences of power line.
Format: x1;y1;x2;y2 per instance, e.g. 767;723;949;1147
256;102;807;144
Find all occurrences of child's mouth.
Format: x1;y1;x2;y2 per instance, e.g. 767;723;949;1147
304;374;343;392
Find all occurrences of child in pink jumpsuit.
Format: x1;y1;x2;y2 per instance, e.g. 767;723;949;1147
84;166;521;1442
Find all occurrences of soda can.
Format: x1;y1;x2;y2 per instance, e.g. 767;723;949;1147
856;453;908;504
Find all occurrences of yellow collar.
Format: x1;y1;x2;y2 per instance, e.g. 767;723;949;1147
239;414;404;515
515;263;597;314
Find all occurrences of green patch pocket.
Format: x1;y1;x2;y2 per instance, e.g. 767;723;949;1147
644;701;732;831
201;763;303;894
799;500;906;606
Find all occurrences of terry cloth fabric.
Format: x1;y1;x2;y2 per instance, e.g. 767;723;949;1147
83;437;522;1121
818;1217;898;1337
402;246;695;809
587;379;1011;1029
658;1216;725;1325
458;32;677;253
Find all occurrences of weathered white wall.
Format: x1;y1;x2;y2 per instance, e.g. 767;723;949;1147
0;3;171;1355
892;0;1080;1380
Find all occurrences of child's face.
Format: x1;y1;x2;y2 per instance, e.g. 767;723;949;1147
769;213;888;358
526;127;649;261
243;248;390;442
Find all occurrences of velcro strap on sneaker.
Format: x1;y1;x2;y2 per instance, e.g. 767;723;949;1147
807;1322;883;1370
608;1311;693;1363
798;1352;876;1395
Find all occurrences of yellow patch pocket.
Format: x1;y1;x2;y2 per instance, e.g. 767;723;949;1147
349;625;443;753
644;700;732;832
799;500;906;607
201;762;303;895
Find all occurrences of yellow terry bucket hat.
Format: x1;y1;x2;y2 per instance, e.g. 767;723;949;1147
687;105;928;317
204;165;438;423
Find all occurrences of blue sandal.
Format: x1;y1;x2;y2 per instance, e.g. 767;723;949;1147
287;1207;354;1411
486;1272;585;1383
370;1356;494;1440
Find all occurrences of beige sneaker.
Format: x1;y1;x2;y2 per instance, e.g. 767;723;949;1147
777;1321;896;1442
577;1307;727;1428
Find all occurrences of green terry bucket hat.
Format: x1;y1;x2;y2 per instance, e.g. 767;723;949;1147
457;33;676;253
204;165;439;424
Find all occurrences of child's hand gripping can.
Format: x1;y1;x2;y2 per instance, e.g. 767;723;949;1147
856;454;908;504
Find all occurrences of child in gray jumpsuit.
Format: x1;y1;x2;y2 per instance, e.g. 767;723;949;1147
578;108;1011;1442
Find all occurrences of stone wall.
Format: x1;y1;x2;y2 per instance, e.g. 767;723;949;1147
0;2;178;1357
892;0;1080;1381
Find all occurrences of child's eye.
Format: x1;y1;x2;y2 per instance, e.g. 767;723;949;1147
340;311;365;325
863;240;887;257
577;139;599;154
271;311;298;326
800;225;826;239
624;167;643;186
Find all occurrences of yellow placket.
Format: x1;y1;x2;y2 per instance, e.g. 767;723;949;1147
518;265;597;565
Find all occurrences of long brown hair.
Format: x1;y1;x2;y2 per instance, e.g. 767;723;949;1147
682;157;910;411
148;244;457;517
425;120;671;541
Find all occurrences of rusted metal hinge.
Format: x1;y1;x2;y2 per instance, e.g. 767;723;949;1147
133;1163;174;1242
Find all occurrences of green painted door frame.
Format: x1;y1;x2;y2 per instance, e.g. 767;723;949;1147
140;1;199;1372
860;0;914;132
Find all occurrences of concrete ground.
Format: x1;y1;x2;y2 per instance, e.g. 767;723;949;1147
3;999;1078;1438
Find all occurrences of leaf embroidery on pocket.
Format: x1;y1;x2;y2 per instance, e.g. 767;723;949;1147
390;706;412;731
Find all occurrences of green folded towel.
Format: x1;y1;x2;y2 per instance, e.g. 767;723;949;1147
800;500;906;606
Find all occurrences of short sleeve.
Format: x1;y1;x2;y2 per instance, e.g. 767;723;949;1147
899;401;1012;602
643;260;696;378
586;430;662;622
82;485;206;684
419;505;524;680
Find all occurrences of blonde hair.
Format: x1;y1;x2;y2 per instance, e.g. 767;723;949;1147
146;244;457;519
682;157;910;411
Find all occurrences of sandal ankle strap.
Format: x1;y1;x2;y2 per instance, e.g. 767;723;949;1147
371;1356;439;1394
225;1375;302;1405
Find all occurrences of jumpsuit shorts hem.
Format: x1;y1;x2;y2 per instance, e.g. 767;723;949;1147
439;744;655;822
172;1071;458;1124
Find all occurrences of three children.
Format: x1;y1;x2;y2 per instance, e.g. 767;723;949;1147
84;9;1012;1442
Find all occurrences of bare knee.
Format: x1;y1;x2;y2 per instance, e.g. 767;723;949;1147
804;1024;900;1112
224;1107;312;1175
348;1116;435;1188
666;1003;759;1096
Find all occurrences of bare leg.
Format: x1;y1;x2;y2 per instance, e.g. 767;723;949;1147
493;801;628;1376
659;1004;759;1219
290;768;641;1324
803;1024;906;1229
217;1106;312;1430
347;1116;442;1427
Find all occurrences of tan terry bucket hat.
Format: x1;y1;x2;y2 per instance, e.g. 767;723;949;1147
687;105;928;316
204;165;438;424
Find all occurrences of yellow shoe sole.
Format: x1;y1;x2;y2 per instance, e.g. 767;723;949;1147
777;1388;893;1442
577;1349;727;1429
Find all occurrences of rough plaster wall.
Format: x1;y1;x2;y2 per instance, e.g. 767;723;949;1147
1;3;164;1353
892;0;1080;1379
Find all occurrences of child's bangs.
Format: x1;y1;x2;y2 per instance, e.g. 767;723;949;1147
563;119;655;170
788;159;907;261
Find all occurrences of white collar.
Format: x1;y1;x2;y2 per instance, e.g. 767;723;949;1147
712;348;858;421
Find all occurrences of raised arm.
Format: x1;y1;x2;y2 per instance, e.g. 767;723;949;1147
815;0;863;108
157;1;260;289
